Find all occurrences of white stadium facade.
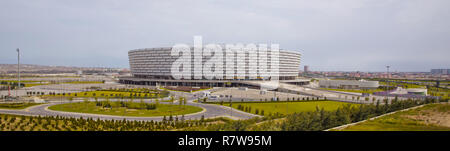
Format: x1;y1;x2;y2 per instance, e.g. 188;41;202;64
119;46;307;87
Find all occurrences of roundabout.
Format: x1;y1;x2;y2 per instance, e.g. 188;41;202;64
0;98;259;121
0;88;261;121
48;101;204;117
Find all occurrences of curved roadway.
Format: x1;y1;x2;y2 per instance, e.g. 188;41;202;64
0;90;260;121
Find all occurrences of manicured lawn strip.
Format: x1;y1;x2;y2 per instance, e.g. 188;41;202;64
0;103;43;110
219;101;357;115
23;83;50;87
427;87;450;100
338;104;450;131
48;102;203;117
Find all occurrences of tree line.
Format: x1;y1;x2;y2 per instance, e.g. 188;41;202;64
0;114;211;131
280;97;439;131
198;97;442;131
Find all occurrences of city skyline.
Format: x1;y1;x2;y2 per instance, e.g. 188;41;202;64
1;0;449;72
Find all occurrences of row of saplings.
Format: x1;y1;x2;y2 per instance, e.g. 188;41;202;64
280;97;441;131
45;92;161;98
94;100;156;110
0;114;210;131
101;87;160;93
214;97;323;104
236;105;265;116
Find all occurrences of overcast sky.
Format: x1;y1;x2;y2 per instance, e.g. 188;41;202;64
1;0;449;72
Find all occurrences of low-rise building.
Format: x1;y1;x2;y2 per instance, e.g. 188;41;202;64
319;79;379;89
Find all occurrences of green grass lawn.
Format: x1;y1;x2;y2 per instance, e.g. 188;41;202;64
24;81;103;87
338;103;450;131
428;87;450;100
221;101;357;115
48;102;203;117
0;103;42;110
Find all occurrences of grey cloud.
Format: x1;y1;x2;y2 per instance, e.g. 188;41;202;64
0;0;449;71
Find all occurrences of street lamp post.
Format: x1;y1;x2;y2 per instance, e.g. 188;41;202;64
386;65;390;103
230;101;233;118
16;48;20;97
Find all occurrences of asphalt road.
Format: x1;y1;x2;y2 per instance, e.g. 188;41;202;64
0;90;260;122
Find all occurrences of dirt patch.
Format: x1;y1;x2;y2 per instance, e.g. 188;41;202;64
403;105;450;127
207;121;225;125
254;118;286;126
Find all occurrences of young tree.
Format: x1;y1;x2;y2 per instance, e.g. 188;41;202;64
200;115;205;124
170;96;175;105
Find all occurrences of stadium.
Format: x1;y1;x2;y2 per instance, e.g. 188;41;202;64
119;47;307;87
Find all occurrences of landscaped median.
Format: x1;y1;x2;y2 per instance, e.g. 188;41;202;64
47;101;203;117
0;103;43;110
40;89;170;99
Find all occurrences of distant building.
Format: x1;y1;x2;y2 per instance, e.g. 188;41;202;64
319;79;379;89
391;87;428;96
431;69;449;75
406;88;428;96
304;65;309;73
76;70;83;75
